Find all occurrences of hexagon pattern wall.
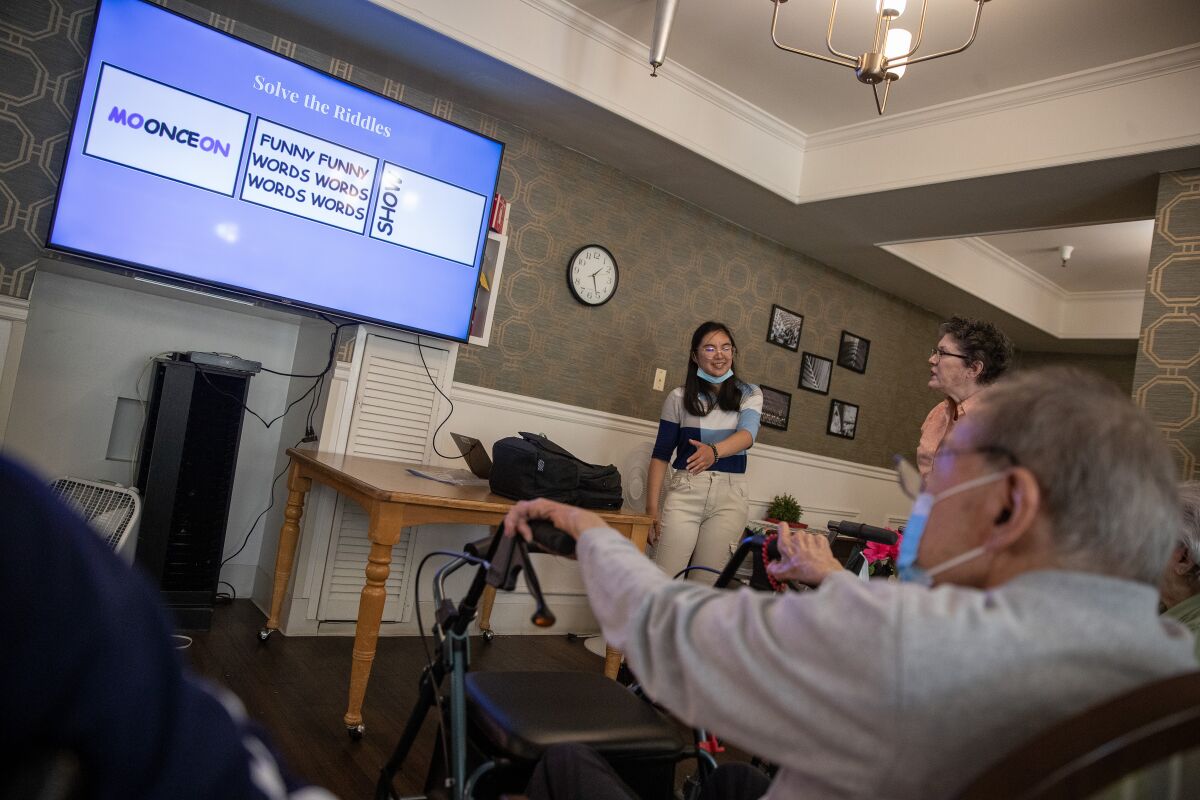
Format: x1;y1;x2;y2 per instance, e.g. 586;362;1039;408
1135;170;1200;481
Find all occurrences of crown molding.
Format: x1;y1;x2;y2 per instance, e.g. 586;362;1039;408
883;237;1145;340
366;0;806;199
806;43;1200;151
957;237;1069;301
1065;288;1147;303
517;0;808;151
366;1;1197;205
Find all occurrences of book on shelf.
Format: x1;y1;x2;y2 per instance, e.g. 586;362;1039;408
489;194;509;234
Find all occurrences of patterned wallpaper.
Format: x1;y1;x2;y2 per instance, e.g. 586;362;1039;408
0;0;94;298
1134;169;1200;481
0;0;952;469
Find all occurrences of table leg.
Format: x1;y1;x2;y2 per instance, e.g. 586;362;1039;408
594;522;650;679
479;584;497;639
262;461;311;637
604;645;623;680
344;503;406;734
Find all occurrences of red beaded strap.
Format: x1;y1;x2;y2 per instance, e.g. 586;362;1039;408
762;533;785;592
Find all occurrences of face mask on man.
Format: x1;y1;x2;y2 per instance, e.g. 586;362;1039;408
897;470;1010;587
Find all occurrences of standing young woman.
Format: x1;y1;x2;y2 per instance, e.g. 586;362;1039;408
646;321;762;583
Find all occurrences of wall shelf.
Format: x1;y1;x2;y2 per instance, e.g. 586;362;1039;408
468;230;507;347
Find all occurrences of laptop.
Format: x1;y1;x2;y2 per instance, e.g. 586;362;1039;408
450;433;492;479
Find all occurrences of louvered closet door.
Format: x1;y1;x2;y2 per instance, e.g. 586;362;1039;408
317;333;450;623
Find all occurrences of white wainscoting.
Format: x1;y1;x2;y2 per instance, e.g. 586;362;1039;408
263;378;911;636
408;383;911;635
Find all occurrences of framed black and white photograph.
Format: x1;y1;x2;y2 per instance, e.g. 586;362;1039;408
766;304;804;351
837;330;870;373
827;399;859;440
798;352;832;395
759;384;792;431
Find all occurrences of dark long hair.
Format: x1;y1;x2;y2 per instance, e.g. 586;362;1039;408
683;321;742;416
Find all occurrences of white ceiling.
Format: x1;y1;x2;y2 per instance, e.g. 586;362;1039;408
978;220;1156;293
577;0;1200;133
213;0;1200;352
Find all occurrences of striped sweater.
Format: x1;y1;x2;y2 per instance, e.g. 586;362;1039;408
651;382;762;473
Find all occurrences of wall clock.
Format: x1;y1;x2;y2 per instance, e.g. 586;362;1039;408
566;244;619;306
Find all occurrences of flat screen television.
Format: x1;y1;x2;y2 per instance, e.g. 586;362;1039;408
47;0;504;342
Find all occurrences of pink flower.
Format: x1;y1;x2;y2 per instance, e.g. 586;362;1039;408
863;530;902;563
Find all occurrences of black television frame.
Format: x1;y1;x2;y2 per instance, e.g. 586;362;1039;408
46;0;505;343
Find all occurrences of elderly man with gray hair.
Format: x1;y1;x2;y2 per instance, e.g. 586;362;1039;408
1161;482;1200;660
507;367;1196;800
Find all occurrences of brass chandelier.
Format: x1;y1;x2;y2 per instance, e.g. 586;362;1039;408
768;0;994;115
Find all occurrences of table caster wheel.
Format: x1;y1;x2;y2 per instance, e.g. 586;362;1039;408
347;724;365;740
481;628;495;644
258;628;274;642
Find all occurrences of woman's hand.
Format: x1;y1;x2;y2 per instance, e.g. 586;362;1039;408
685;439;717;474
766;523;843;587
648;516;663;545
502;498;605;543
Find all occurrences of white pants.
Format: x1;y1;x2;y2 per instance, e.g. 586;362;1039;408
654;469;749;584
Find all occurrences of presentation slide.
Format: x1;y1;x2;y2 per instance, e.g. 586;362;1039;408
48;0;504;341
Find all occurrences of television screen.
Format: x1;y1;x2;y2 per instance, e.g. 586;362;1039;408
47;0;504;342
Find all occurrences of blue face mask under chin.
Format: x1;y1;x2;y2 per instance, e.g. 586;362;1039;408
696;366;733;384
897;470;1009;587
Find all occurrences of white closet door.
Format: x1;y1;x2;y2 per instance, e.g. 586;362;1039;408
317;332;451;622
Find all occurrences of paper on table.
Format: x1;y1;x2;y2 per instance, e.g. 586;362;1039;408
407;467;490;487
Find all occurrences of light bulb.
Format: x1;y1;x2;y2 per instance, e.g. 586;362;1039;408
876;0;907;18
884;28;912;79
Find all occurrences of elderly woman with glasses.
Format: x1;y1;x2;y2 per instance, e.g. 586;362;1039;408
1160;482;1200;660
918;316;1013;478
645;321;763;583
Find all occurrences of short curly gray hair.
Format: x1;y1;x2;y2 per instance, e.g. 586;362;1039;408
970;367;1180;585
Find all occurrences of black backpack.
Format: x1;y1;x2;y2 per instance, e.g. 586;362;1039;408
489;432;623;510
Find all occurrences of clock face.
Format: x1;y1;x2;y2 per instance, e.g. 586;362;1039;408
567;245;619;306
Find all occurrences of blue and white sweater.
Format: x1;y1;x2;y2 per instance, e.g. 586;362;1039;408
651;382;762;474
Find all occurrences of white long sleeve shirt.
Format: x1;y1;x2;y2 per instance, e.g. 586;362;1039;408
577;526;1196;799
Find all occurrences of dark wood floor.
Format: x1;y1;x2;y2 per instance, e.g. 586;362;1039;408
186;600;646;799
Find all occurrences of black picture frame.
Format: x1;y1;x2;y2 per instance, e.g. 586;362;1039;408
766;304;804;351
798;351;832;395
827;399;859;440
759;384;791;431
837;330;870;373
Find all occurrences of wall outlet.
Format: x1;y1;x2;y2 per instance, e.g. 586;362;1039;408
653;368;667;391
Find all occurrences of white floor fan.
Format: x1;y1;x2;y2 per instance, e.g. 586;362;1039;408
48;477;142;563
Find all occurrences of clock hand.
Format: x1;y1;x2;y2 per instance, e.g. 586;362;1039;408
591;274;598;291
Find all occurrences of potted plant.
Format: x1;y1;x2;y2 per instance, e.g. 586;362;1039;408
765;493;806;529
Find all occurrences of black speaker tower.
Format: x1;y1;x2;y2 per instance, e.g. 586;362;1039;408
135;354;254;629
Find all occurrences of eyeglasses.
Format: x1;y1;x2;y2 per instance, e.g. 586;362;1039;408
929;347;971;363
700;344;736;356
893;446;1018;499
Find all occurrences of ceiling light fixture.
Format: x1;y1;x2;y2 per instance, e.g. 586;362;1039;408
1059;245;1074;269
768;0;994;115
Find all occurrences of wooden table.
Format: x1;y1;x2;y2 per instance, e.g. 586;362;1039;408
261;448;653;736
